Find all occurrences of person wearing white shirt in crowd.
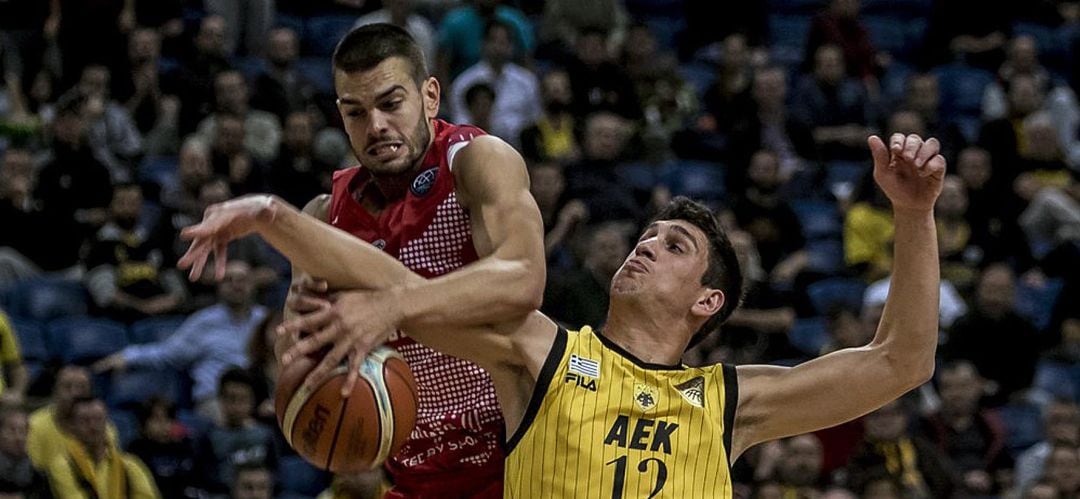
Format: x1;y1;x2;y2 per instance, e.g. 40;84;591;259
450;20;541;148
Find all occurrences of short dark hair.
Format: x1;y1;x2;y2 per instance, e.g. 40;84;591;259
332;23;428;85
484;19;513;41
464;82;495;107
649;197;743;348
135;396;176;427
218;367;256;393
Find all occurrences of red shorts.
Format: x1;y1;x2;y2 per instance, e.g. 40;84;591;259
383;468;503;498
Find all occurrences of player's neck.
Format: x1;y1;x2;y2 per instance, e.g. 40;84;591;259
603;302;689;366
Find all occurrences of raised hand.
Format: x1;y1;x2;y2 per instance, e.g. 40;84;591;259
868;133;947;212
178;195;277;281
278;289;402;398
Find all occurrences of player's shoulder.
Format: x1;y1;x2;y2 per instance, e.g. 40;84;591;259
301;193;332;219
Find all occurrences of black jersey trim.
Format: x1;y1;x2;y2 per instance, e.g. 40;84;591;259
504;325;568;454
594;329;686;371
722;363;739;464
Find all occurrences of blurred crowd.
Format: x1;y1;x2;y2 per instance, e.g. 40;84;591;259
0;0;1079;497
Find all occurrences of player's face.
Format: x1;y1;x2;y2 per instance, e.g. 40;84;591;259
336;57;440;176
612;220;718;313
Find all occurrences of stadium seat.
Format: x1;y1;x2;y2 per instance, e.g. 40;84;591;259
933;64;995;116
678;62;717;98
296;57;334;95
9;317;48;362
789;317;829;355
304;15;358;56
824;161;868;194
278;455;333;496
1032;359;1079;402
863;16;909;56
790;200;842;239
1015;277;1064;333
235;56;267;82
129;316;187;344
768;15;813;52
46;318;128;364
806;277;867;315
642;17;686;53
998;402;1044;453
663;160;727;201
110;409;140;448
615;162;664;192
805;238;845;273
9;278;88;321
138;156;180;189
107;368;186;410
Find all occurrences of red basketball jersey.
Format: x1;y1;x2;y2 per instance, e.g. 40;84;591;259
328;120;505;496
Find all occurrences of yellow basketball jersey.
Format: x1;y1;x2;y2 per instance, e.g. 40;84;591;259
504;326;739;498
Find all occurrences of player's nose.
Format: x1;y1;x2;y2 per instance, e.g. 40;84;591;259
634;238;657;261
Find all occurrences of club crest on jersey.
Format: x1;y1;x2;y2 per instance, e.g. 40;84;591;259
674;376;705;408
634;384;658;412
372;239;387;250
411;167;439;196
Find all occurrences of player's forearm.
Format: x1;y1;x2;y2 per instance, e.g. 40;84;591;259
258;197;416;290
871;207;939;384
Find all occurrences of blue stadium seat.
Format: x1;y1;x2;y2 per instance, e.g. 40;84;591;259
1032;359;1079;402
998;403;1044;453
806;277;867;315
1013;22;1057;55
9;278;88;321
9;317;48;362
663;160;726;201
825;161;868;193
767;0;826;15
768;15;813;51
805;238;844;273
789;317;829;355
278;455;333;496
678;62;717;98
107;368;186;410
235;56;267;82
863;16;909;56
615;162;663;192
138;156;180;189
296;57;334;95
46;318;128;364
130;316;186;344
790;200;842;239
110;409;140;448
932;64;995;116
304;15;358;56
642;17;686;53
1015;277;1064;332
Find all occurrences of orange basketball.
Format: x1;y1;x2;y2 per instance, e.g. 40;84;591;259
275;346;417;473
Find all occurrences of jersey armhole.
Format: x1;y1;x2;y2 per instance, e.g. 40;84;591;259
722;364;739;465
503;326;568;454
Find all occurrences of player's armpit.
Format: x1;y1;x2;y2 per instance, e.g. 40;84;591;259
730;345;932;460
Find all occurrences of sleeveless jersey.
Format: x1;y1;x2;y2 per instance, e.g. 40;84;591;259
328;119;504;493
504;326;739;499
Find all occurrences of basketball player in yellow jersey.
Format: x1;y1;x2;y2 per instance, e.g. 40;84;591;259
178;132;946;498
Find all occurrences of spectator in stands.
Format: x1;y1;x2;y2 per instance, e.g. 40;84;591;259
130;0;183;56
436;0;534;81
542;221;629;329
250;28;319;124
564;111;643;223
197;70;282;164
161;137;213;222
126;397;198;499
246;311;281;425
462;82;496;134
53;0;131;92
84;182;187;323
450;20;542;147
267;110;336;208
804;0;881;82
1016;112;1074;193
916;361;1010;495
733;150;807;277
920;0;1011;70
231;462;274;499
979;74;1046;183
208;114;267;196
844;171;894;282
538;0;627;62
519;68;581;164
565;27;640;119
35;91;114;273
899;73;964;159
680;0;768;60
204;0;274;57
861;272;968;330
0;0;52;124
983;35;1053;120
174;15;232;136
624;24;697;162
1042;445;1080;497
0;312;26;406
27;366;118;470
196;368;278;495
122;28;179;157
753;435;828;496
956;146;1035;267
354;0;437;70
93;260;268;421
944;263;1042;406
45;397;160;498
1019;171;1080;271
0;148;44;287
935;175;980;290
0;403;49;497
1014;399;1080;495
76;64;144;180
528;161;587;262
791;44;876;161
843;397;959;498
728;65;817;179
820;303;873;354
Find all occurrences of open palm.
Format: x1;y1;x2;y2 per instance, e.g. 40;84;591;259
869;133;947;212
177;195;276;280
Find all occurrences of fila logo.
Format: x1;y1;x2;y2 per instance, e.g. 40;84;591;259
568;355;600;379
564;372;597;392
674;376;705;408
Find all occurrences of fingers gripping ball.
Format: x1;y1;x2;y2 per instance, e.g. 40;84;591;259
275;347;418;473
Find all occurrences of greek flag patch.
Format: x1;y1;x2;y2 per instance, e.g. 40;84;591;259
568;354;600;379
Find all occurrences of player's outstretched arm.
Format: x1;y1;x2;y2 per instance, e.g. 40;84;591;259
729;134;945;460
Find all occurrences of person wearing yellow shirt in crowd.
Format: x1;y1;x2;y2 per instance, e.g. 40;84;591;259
27;365;117;469
0;310;27;405
46;397;159;498
845;173;894;281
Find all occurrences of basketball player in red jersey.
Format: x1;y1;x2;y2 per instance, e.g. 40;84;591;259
185;24;546;497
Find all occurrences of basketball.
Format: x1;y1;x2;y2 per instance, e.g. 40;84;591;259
274;346;418;473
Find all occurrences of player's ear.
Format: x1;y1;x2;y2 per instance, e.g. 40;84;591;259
421;76;440;119
691;288;725;319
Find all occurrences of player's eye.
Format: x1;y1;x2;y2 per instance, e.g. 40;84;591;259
381;100;402;111
668;243;683;253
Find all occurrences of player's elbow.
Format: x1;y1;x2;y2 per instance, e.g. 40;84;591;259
877;342;936;390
